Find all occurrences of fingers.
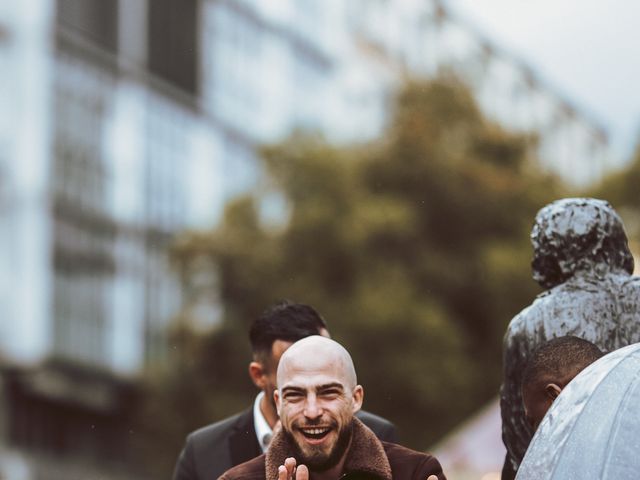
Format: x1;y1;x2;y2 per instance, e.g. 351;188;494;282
278;458;309;480
283;455;431;480
296;464;309;480
278;465;289;480
284;457;297;476
278;457;297;480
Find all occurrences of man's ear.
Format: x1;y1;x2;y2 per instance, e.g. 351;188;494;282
274;389;281;415
545;383;562;400
351;385;364;413
249;361;266;389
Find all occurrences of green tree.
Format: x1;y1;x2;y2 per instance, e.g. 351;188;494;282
135;76;566;477
592;140;640;254
593;140;640;209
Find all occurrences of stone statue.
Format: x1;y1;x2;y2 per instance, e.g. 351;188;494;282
500;198;640;479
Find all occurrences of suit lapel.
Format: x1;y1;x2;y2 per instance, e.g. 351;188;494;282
228;408;262;467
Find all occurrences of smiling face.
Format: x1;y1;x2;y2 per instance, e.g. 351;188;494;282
274;337;363;471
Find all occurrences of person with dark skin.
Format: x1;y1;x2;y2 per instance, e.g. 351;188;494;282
173;301;396;480
521;336;603;431
220;336;445;480
500;198;640;479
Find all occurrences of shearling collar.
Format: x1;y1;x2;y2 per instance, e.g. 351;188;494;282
265;417;392;480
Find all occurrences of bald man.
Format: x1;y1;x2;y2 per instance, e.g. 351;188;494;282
174;302;396;480
219;336;446;480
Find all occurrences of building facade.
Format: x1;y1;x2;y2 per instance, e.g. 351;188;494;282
0;0;218;477
0;0;610;477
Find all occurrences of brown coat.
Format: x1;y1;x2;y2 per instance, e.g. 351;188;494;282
218;418;446;480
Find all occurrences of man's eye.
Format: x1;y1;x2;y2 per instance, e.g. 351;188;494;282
319;389;340;398
284;392;304;401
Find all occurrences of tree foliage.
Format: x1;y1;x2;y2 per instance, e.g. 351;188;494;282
590;140;640;260
593;142;640;208
135;76;566;476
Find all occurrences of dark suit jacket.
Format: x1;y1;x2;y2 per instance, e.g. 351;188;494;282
173;408;397;480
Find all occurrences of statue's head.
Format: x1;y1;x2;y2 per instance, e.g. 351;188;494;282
531;198;634;289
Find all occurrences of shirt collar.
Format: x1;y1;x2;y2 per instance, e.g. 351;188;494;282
253;391;273;452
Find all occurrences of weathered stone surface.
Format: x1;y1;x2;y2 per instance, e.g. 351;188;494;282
500;198;640;475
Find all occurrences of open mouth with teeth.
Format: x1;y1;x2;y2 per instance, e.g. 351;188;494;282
299;426;332;440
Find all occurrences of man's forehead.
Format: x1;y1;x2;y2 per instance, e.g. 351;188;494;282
279;358;349;386
280;375;347;391
281;352;345;372
277;335;357;387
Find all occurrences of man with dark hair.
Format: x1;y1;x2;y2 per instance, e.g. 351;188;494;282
220;336;445;480
173;301;397;480
249;302;331;366
521;336;603;431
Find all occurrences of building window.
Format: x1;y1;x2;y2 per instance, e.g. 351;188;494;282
57;0;119;53
203;2;263;128
52;61;110;213
148;0;199;95
52;269;110;366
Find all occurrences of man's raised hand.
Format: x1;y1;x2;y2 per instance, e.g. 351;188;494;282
278;457;438;479
277;457;309;480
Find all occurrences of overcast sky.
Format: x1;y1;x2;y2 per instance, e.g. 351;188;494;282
447;0;640;165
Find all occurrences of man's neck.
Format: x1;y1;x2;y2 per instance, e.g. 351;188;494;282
259;392;279;429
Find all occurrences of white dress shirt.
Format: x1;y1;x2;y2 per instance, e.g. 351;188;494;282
253;391;273;452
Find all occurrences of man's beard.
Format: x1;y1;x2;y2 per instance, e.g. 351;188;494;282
284;420;354;472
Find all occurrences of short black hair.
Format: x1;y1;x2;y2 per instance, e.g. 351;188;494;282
249;300;328;360
522;336;603;391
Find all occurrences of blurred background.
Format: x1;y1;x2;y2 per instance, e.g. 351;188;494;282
1;0;639;479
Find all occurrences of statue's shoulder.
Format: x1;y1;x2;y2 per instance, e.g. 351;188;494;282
527;286;567;309
506;300;543;338
622;274;640;289
506;286;572;336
